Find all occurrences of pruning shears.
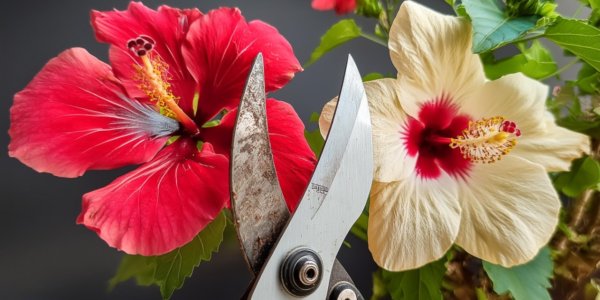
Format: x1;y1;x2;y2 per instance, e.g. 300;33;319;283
230;53;373;300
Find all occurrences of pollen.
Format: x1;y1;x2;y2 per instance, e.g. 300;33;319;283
128;35;178;119
449;116;521;164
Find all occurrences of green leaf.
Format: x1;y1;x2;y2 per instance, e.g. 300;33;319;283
372;269;390;300
309;112;320;122
546;18;600;72
202;120;221;128
592;0;600;9
304;112;326;158
108;255;155;292
304;129;325;158
444;0;456;7
350;213;369;242
483;247;553;300
576;62;600;94
363;73;385;82
456;4;471;20
554;157;600;197
463;0;540;53
482;40;557;80
382;257;447;300
305;20;362;67
153;211;226;299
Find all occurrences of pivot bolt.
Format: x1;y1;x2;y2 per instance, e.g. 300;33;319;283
280;247;323;297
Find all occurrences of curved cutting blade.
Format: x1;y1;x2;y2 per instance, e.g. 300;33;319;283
230;53;289;276
247;55;373;300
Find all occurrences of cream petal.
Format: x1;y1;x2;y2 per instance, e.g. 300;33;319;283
320;79;416;181
461;73;589;171
461;73;548;134
389;1;485;118
512;113;590;172
369;174;461;271
455;156;560;267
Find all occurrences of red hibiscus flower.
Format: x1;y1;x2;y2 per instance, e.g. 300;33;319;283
8;2;315;256
312;0;357;14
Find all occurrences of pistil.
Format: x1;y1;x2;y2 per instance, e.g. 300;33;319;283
128;35;200;137
449;116;520;164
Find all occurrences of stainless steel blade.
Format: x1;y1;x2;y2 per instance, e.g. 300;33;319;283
230;55;360;295
247;55;373;300
230;53;289;276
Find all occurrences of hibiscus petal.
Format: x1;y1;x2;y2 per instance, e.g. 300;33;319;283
200;99;316;211
312;0;336;10
77;138;229;256
91;3;200;115
462;73;590;171
8;48;179;178
513;113;590;172
369;174;461;271
455;155;560;267
389;2;485;119
183;8;302;125
319;79;416;182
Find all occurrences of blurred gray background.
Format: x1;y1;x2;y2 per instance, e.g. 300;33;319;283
0;0;584;299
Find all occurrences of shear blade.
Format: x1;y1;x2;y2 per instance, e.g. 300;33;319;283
230;53;289;276
246;55;373;300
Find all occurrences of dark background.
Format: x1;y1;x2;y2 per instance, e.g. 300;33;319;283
0;0;580;299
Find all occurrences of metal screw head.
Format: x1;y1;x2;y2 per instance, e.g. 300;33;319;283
337;289;357;300
280;247;323;297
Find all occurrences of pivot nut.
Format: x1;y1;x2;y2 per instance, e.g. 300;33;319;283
280;247;323;297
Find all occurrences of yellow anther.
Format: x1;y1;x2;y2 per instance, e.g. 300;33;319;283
134;53;180;119
449;116;520;164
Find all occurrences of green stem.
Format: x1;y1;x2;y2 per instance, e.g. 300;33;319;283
573;3;585;19
360;33;388;47
540;57;581;81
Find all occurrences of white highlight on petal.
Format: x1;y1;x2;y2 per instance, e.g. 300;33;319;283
369;173;461;271
455;156;560;267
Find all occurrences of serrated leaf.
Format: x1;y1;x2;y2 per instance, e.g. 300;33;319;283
482;40;557;80
554;156;600;197
309;112;320;123
483;247;553;300
108;255;155;292
154;211;226;299
382;257;447;300
305;19;362;67
463;0;540;53
546;18;600;72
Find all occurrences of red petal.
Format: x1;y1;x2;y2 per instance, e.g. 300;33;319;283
9;48;179;178
91;3;201;116
183;8;302;125
334;0;357;14
312;0;336;10
201;99;316;211
77;138;229;256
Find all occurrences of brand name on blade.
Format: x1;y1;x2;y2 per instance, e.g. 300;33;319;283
311;183;329;195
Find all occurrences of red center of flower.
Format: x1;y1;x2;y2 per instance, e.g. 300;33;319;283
402;96;520;180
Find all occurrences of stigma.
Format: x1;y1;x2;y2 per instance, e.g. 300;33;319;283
127;35;199;137
449;116;521;164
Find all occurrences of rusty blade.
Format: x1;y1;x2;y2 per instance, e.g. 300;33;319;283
230;53;290;276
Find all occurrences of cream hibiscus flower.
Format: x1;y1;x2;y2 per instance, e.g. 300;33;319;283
319;1;590;271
